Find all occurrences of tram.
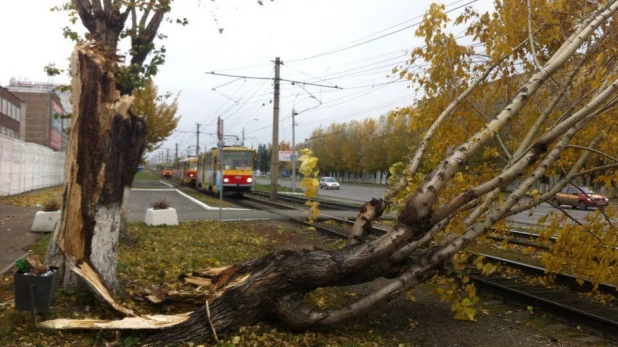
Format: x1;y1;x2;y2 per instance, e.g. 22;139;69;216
175;157;198;186
197;146;255;195
159;166;174;179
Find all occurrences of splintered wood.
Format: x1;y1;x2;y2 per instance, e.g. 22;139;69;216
38;314;192;330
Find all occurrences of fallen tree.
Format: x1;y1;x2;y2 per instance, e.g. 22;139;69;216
43;0;618;345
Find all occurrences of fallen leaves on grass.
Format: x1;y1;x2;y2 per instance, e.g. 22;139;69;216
1;186;63;207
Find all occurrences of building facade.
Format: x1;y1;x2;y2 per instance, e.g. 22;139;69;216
0;86;25;140
7;80;69;151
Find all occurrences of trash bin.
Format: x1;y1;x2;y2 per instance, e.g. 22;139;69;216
14;267;59;314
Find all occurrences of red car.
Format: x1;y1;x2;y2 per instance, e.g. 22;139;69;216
552;186;608;210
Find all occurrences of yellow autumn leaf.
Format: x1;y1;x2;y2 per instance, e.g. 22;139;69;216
454;172;464;183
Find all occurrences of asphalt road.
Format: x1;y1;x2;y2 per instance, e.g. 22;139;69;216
128;180;360;222
257;177;385;202
258;178;610;226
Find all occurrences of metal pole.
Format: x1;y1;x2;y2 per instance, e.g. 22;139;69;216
196;123;200;157
218;118;224;221
257;146;261;175
291;108;296;194
270;57;281;201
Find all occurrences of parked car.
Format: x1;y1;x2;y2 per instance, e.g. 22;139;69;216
319;177;340;190
552;185;608;210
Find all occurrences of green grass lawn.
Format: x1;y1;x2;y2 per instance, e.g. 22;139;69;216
134;170;158;180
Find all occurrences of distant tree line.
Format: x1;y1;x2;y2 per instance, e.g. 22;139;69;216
309;115;420;180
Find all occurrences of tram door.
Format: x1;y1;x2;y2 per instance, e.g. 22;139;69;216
205;153;215;190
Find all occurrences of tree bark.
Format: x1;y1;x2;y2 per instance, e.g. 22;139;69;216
46;43;147;293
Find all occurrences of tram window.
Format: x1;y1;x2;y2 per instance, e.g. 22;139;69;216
189;162;197;170
222;151;254;170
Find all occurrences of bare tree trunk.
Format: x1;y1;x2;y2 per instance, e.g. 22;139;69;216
119;187;137;244
46;43;147;293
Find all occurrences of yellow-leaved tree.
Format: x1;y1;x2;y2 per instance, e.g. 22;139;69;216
298;148;320;222
131;80;181;154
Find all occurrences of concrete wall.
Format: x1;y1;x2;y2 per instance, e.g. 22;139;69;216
0;135;65;196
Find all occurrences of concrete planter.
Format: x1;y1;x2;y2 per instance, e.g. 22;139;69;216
145;208;178;226
31;211;61;233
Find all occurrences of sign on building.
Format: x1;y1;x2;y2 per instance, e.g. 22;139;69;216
279;151;299;162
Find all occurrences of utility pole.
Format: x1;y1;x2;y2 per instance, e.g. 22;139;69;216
242;128;245;147
270;57;281;201
291;108;297;194
205;59;341;201
217;117;224;221
175;143;178;161
257;146;261;175
196;123;200;157
166;148;170;164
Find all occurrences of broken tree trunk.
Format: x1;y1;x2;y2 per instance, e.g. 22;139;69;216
46;42;147;295
140;235;436;345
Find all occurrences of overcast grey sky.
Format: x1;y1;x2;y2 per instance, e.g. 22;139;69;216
0;0;493;157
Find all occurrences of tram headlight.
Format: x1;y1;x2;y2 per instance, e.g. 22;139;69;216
223;178;229;183
247;177;253;183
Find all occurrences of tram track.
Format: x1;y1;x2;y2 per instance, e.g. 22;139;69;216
240;194;618;339
250;190;367;212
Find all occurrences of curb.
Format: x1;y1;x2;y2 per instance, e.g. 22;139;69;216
0;252;28;276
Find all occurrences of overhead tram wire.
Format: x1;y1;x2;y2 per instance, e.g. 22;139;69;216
320;0;475;53
301;95;413;126
247;93;412;136
285;39;482;86
209;76;251;126
205;69;343;130
236;77;408;106
223;80;403;109
206;70;273;128
281;54;409;88
286;0;478;63
206;71;344;90
223;73;275;128
272;40;478;98
323;49;410;69
244;61;411;100
208;1;480;104
237;61;426;113
204;1;471;78
233;36;478;102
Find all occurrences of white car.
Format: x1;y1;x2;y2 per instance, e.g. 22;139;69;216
319;177;340;190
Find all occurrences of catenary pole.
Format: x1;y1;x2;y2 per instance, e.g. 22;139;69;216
292;108;297;194
196;123;200;157
270;57;281;201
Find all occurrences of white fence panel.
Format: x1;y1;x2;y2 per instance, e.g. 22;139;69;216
0;135;65;196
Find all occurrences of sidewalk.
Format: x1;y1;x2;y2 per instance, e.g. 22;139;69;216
0;201;43;275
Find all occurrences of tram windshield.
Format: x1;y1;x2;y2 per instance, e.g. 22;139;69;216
222;151;253;170
188;162;197;170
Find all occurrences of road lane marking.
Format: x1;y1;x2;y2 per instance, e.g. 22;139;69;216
174;189;247;211
131;188;175;191
159;180;174;188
